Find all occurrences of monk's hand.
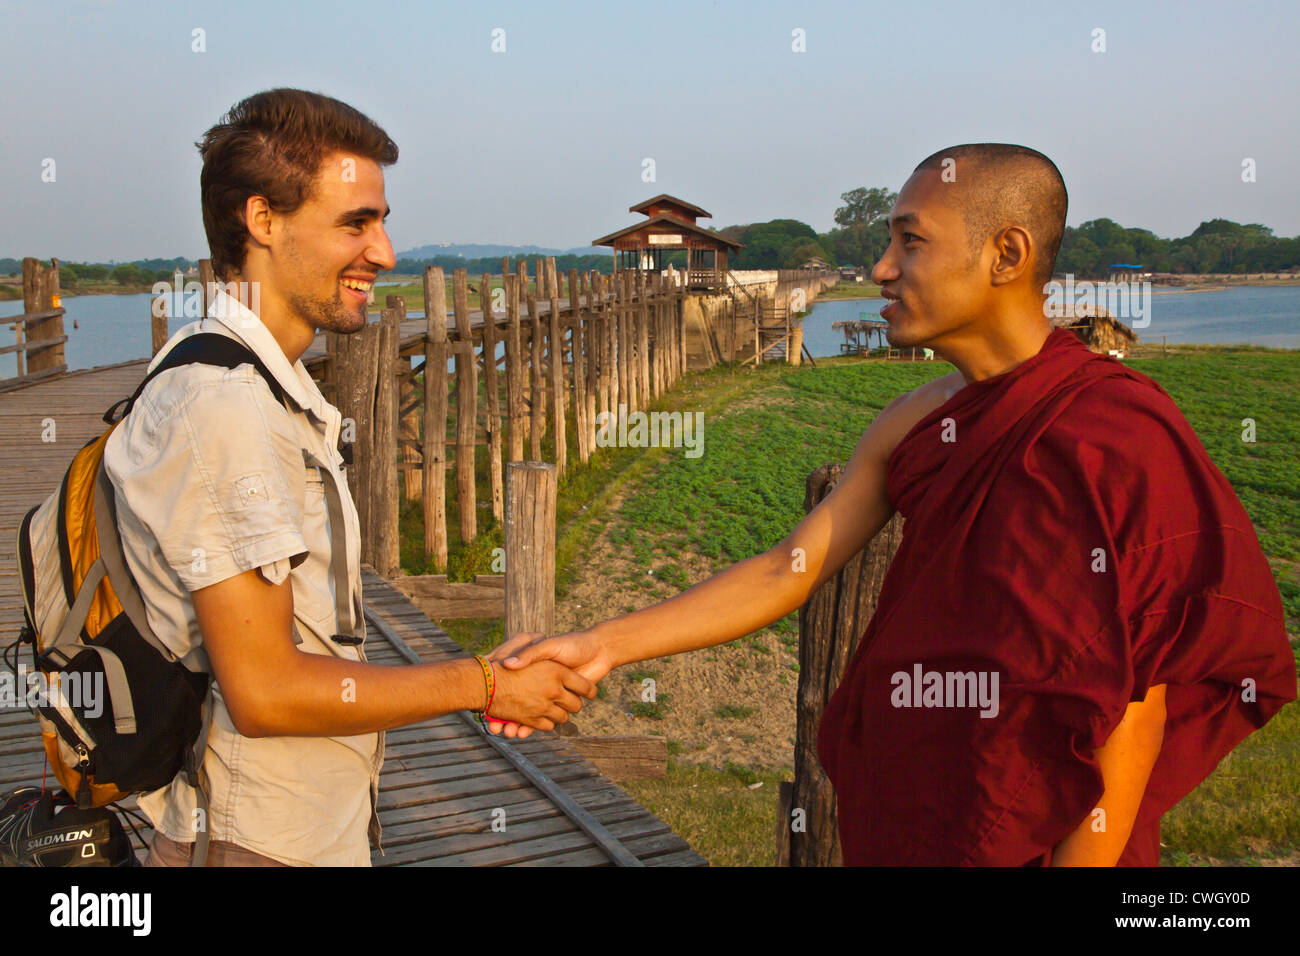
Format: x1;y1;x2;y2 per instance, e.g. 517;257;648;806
485;631;613;739
485;659;596;735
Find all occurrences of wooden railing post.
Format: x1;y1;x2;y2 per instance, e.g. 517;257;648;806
527;262;544;460
777;464;903;866
636;269;650;411
568;267;589;464
386;294;418;507
616;273;630;413
505;267;525;462
546;257;566;477
21;257;65;375
335;316;381;561
588;272;603;455
452;269;477;543
504;461;556;641
373;306;401;576
481;272;504;525
422;266;450;570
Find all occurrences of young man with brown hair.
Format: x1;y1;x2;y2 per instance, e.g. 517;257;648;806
104;88;594;867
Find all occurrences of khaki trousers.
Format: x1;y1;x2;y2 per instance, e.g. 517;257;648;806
144;830;291;867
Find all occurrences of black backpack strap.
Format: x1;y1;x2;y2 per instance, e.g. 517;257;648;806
103;333;287;424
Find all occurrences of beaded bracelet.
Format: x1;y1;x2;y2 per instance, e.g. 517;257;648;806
473;655;496;723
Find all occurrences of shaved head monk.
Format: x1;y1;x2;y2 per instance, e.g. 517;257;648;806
488;144;1297;866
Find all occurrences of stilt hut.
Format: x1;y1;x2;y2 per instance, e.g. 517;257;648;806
1052;304;1138;357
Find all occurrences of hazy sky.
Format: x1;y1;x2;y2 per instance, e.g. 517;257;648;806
3;0;1297;262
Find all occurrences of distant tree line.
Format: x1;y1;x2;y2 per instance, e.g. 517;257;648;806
712;187;1300;276
1054;218;1300;275
391;253;623;277
0;257;195;286
7;210;1296;286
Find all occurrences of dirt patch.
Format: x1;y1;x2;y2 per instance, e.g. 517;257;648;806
556;488;797;772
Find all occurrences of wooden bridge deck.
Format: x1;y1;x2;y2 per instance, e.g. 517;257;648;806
0;351;706;867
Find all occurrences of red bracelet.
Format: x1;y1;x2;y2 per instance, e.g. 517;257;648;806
475;656;517;728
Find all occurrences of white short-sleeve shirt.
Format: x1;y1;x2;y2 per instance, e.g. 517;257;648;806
102;289;383;866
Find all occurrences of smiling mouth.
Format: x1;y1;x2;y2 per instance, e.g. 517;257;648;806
340;277;373;302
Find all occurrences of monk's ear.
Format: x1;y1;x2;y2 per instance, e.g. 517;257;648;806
988;224;1032;287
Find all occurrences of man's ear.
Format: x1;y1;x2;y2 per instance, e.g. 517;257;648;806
989;225;1032;287
243;195;273;249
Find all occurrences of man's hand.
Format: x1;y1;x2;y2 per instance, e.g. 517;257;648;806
486;658;596;732
484;631;613;738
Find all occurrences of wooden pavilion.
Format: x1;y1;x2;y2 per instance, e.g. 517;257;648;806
593;194;742;291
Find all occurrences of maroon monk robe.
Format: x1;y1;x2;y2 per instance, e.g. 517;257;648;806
817;327;1296;866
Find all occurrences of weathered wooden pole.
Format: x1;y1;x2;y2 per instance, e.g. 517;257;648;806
546;257;566;476
505;269;526;461
636;269;650;411
628;271;641;411
21;257;65;375
659;270;671;388
587;272;603;455
681;269;691;382
619;271;632;413
666;266;678;383
481;272;504;525
335;318;381;559
371;307;401;575
568;267;590;463
601;273;616;425
422;267;449;570
386;294;418;504
452;269;477;543
504;461;557;641
526;269;544;461
777;464;904;866
150;292;169;358
651;271;664;398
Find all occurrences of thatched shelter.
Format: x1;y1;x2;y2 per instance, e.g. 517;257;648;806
1051;304;1138;357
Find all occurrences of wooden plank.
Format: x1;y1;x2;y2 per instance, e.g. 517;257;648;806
380;777;612;830
567;735;667;781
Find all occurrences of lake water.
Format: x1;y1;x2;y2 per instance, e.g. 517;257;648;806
1;285;1297;377
802;285;1300;358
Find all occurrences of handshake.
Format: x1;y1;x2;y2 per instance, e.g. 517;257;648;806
478;629;616;739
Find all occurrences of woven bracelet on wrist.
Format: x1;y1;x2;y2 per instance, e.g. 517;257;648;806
473;655;496;724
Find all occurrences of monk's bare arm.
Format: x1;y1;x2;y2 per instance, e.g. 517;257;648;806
1050;683;1167;866
494;371;965;681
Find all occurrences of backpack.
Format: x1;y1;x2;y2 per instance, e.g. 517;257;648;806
11;332;296;867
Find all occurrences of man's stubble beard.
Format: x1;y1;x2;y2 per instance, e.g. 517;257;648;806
287;288;368;336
